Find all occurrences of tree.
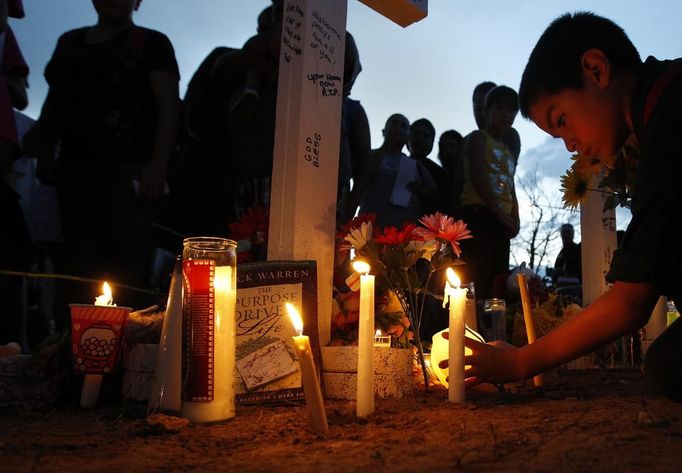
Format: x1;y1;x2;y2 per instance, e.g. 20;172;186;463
512;164;577;274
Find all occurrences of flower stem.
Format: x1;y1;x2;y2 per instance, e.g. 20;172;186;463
394;287;430;390
403;269;430;390
412;320;430;390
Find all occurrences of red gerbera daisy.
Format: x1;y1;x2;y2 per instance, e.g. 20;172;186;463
375;222;421;245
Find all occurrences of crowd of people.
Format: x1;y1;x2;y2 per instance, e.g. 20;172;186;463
1;0;529;351
4;3;681;403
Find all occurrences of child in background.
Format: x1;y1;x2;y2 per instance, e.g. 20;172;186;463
457;12;682;401
458;85;520;302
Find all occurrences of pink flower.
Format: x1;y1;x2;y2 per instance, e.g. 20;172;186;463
416;212;473;257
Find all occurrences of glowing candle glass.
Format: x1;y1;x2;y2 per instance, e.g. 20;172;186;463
374;329;391;348
181;237;237;423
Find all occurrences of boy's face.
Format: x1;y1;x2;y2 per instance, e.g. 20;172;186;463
528;70;630;159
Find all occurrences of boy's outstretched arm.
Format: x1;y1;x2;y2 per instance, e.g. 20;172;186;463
460;281;659;386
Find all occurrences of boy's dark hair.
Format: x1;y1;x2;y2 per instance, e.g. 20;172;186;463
519;12;641;118
410;118;435;137
484;85;518;112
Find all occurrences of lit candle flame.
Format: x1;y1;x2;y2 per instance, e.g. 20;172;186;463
285;302;303;336
352;259;370;275
94;281;113;306
445;267;461;288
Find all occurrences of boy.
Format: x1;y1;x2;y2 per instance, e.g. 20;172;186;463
457;12;682;401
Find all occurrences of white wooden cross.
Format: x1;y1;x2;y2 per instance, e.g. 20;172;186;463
579;175;617;306
268;0;427;345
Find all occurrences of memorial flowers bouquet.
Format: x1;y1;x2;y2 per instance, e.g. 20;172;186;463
334;212;473;387
560;134;639;211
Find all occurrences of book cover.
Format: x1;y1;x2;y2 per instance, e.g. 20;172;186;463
235;260;321;404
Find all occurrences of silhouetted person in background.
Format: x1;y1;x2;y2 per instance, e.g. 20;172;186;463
36;0;180;322
408;118;446;214
221;11;282;219
162;4;282;250
337;31;371;223
470;81;521;163
161;6;279;247
0;0;31;349
459;85;520;302
437;129;464;218
346;114;437;228
160;42;237;247
552;223;582;287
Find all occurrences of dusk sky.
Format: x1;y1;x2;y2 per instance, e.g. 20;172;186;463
11;0;682;268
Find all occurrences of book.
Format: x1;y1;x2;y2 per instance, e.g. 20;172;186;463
235;260;320;404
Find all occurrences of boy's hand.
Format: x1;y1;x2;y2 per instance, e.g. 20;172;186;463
463;338;521;387
439;332;521;387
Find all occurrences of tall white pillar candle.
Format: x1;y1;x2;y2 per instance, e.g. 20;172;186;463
353;260;375;418
445;268;467;403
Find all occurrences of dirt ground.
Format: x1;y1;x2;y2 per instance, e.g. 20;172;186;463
2;369;681;473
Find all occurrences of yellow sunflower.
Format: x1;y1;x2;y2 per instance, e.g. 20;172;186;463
560;166;590;210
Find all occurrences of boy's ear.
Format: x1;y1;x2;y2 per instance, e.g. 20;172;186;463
581;48;611;88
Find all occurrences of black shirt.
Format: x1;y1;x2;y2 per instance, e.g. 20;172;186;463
606;56;682;298
45;26;179;164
